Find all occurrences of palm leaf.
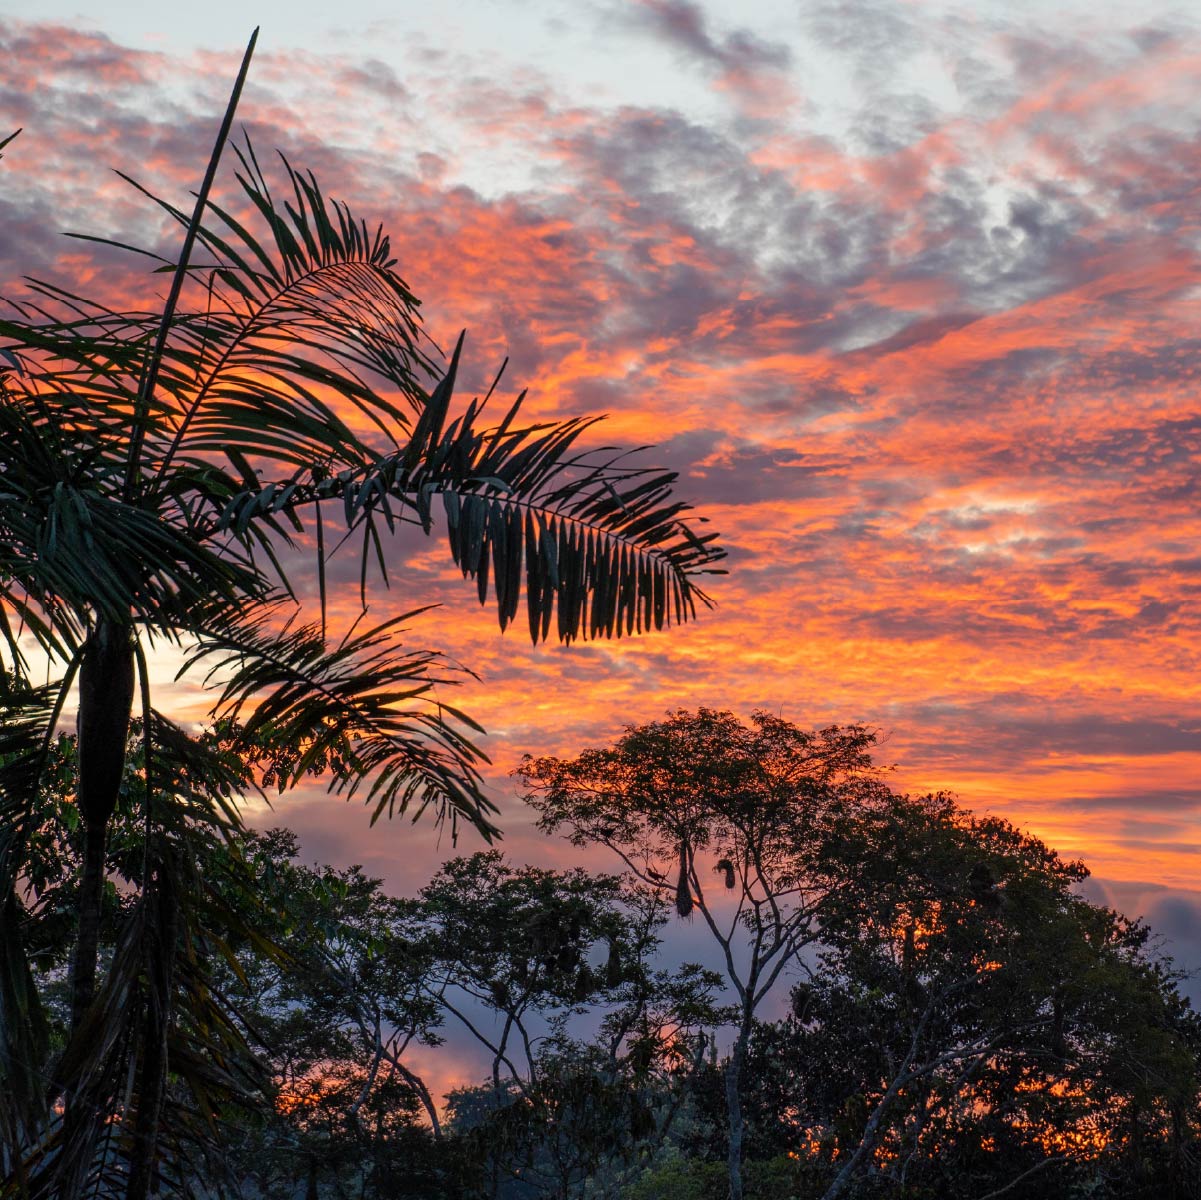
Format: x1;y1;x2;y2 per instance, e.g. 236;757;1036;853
186;606;497;838
125;28;260;498
10;831;270;1200
213;332;726;644
0;889;52;1163
0;384;269;664
142;136;436;481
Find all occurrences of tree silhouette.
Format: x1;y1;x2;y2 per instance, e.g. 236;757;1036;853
519;708;885;1200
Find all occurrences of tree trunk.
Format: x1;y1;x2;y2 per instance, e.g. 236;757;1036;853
68;620;136;1030
725;1020;749;1200
61;621;136;1200
69;819;109;1034
125;864;179;1200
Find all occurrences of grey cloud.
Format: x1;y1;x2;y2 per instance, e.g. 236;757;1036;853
1129;25;1182;54
895;697;1201;763
0;21;154;88
335;57;410;103
973;413;1201;494
1076;878;1201;1002
843;311;984;359
1142;894;1201;950
850;600;1077;645
623;0;792;78
548;107;1121;378
0;194;73;283
680;442;851;508
849;93;942;156
1079;790;1201;813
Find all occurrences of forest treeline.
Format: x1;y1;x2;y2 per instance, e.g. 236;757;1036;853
7;710;1199;1199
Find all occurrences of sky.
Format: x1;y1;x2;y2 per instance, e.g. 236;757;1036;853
4;0;1201;1090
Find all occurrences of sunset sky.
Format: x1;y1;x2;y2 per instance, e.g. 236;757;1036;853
4;0;1201;1085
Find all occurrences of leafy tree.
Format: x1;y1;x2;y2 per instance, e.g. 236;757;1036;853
446;1045;675;1200
234;831;446;1128
1;719;280;1198
623;1153;822;1200
421;852;635;1099
518;709;887;1200
199;829;456;1198
425;851;725;1198
740;790;1201;1199
0;35;724;1199
14;728;1198;1199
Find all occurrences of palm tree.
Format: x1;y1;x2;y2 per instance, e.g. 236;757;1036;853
0;33;724;1198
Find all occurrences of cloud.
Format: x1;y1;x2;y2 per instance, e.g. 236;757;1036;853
613;0;797;116
7;7;1201;902
0;23;154;91
626;0;791;75
1077;877;1201;1002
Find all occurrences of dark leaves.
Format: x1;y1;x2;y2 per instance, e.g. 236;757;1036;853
188;608;496;838
323;333;726;644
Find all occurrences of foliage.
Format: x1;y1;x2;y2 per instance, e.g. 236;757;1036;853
7;724;1201;1198
519;711;1201;1200
623;1154;825;1200
185;830;456;1198
1;720;275;1198
739;791;1201;1199
424;852;726;1198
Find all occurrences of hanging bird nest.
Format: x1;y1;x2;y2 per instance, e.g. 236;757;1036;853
675;843;693;917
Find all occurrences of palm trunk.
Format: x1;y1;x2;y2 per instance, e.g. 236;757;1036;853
69;819;109;1033
61;621;136;1200
68;620;136;1029
125;865;179;1200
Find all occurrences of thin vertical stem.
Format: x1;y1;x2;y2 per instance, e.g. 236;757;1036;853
126;27;259;498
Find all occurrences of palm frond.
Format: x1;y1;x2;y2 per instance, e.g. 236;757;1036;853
124;28;259;501
0;385;271;664
2;134;725;645
141;134;436;481
0;672;83;1153
11;833;269;1200
0;70;733;1187
215;334;727;644
0;889;52;1163
0;676;73;853
144;710;258;832
4;131;430;496
186;607;497;837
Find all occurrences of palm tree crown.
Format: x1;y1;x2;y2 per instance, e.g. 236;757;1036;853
0;35;724;1198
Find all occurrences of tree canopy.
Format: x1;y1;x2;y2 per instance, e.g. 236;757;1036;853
518;709;895;1199
9;727;1199;1198
519;709;1201;1200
